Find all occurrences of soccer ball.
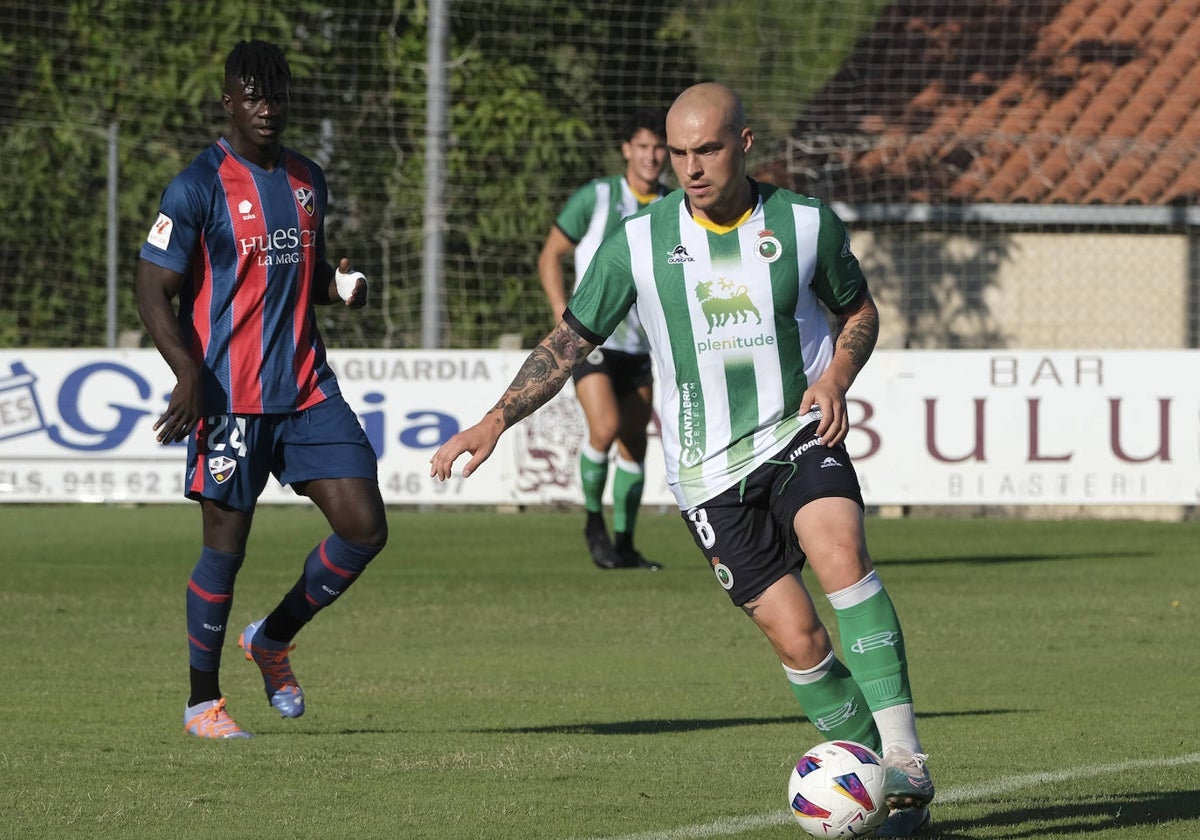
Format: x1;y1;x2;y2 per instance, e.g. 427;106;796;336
787;740;887;838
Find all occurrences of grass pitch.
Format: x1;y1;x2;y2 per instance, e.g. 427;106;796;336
1;504;1197;839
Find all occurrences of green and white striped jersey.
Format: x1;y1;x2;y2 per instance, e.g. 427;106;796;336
555;174;669;355
565;181;867;509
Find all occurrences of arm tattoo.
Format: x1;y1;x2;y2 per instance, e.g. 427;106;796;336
838;305;878;371
491;322;592;428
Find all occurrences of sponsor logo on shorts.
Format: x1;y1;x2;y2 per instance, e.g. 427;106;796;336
790;437;824;461
850;631;898;654
820;456;843;469
208;455;237;484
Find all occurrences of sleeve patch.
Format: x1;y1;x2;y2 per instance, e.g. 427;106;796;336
146;213;173;250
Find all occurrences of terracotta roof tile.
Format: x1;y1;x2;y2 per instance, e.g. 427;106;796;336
772;0;1200;206
1127;169;1174;204
1111;6;1156;40
1096;154;1150;202
1149;6;1196;41
1169;153;1200;204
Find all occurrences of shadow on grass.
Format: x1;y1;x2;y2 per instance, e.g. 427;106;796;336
476;708;1024;736
930;790;1200;838
878;550;1155;567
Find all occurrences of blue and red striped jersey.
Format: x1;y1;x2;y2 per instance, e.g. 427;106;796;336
140;137;341;414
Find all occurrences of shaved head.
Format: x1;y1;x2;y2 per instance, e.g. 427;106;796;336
668;83;746;136
665;83;754;226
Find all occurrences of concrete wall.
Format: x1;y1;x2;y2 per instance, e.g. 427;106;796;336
854;229;1192;350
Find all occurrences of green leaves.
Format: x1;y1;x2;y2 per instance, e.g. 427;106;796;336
0;0;884;348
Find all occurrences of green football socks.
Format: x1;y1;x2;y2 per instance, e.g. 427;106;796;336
611;457;644;538
578;444;608;515
829;571;913;712
784;652;881;752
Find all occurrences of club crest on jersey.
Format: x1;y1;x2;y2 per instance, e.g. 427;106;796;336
208;455;237;484
754;229;783;263
294;187;315;216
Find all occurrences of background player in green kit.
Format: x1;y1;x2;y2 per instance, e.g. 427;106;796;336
431;83;935;838
537;109;669;570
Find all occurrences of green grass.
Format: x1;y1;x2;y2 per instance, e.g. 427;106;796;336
1;505;1197;839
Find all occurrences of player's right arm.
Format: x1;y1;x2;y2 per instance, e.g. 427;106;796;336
135;259;203;444
536;226;576;321
430;320;596;480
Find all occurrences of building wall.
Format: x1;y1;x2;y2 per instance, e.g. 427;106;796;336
854;229;1191;350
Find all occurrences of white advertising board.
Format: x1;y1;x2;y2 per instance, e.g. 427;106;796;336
0;349;1195;506
850;351;1198;505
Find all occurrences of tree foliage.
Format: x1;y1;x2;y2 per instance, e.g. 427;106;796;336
660;0;893;157
0;0;883;348
0;0;333;347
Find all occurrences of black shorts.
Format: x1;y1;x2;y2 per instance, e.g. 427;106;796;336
571;347;652;396
678;422;864;606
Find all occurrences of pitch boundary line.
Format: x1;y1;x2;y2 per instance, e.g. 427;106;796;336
579;751;1200;840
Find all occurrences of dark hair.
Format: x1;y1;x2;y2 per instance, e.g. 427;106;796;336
224;39;292;97
620;108;666;144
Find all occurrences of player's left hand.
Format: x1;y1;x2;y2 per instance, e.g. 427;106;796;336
799;379;850;447
334;257;368;308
